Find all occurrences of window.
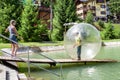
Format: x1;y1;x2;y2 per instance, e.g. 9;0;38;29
77;7;83;11
101;5;106;8
101;11;106;14
96;0;104;3
93;13;96;16
91;6;96;10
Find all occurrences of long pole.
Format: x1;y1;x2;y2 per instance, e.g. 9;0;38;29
49;0;53;39
27;47;31;79
50;0;53;30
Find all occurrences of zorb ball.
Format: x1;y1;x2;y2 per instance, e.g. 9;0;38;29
64;23;101;59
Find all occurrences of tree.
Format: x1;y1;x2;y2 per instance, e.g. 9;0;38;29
101;22;115;40
41;0;50;7
109;0;120;14
98;20;105;29
85;11;94;24
0;0;22;42
19;0;47;42
109;0;120;21
51;0;78;41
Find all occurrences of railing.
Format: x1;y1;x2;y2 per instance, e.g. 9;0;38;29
0;34;64;80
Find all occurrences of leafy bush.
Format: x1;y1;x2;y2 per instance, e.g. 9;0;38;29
98;20;105;29
101;22;115;40
85;11;94;24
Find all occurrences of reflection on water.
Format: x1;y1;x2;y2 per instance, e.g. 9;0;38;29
80;67;100;80
66;70;80;80
19;46;120;80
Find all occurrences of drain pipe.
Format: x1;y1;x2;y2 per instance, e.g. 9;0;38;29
6;71;10;80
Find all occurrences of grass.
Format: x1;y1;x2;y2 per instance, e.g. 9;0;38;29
0;41;63;49
102;39;120;42
0;43;11;49
20;41;63;47
0;39;120;49
104;23;120;31
0;43;11;55
0;41;63;55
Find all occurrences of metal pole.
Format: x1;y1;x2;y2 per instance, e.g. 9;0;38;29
60;64;64;80
50;0;53;30
49;0;53;39
27;47;31;79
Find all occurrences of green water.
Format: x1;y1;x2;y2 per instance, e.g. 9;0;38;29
19;46;120;80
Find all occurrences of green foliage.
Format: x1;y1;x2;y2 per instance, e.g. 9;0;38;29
19;0;48;42
41;0;50;7
51;0;78;41
0;0;22;42
98;20;105;29
101;23;120;40
109;0;120;15
111;24;120;39
85;11;94;24
101;22;116;40
30;21;48;41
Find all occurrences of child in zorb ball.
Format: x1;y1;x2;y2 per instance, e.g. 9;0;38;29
73;32;82;60
64;23;101;60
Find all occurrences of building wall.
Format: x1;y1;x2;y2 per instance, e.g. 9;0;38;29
32;0;51;29
76;4;84;19
95;0;107;18
76;0;107;20
87;0;96;16
38;6;50;29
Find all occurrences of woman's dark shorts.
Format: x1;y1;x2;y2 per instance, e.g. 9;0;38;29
9;34;17;44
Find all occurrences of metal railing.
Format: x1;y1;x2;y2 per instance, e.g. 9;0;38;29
0;34;64;80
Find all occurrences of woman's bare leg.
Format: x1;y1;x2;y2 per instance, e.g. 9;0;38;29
11;43;15;56
14;44;18;56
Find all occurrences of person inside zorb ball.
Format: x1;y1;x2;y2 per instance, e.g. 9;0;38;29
64;23;101;60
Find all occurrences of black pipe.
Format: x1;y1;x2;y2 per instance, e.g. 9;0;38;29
6;71;10;80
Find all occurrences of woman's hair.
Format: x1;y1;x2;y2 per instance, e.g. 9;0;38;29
10;20;16;25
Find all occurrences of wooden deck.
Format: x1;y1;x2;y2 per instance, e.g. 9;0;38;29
0;56;117;64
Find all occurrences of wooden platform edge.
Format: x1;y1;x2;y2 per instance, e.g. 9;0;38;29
0;56;117;64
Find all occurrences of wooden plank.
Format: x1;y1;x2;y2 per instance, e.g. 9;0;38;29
18;73;27;80
0;56;117;64
2;61;18;71
2;51;18;71
0;64;6;80
9;70;18;80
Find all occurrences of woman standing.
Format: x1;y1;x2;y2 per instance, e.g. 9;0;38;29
5;20;18;57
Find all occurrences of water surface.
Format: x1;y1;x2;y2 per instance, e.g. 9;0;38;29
19;46;120;80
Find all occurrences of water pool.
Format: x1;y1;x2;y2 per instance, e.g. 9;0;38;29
18;46;120;80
